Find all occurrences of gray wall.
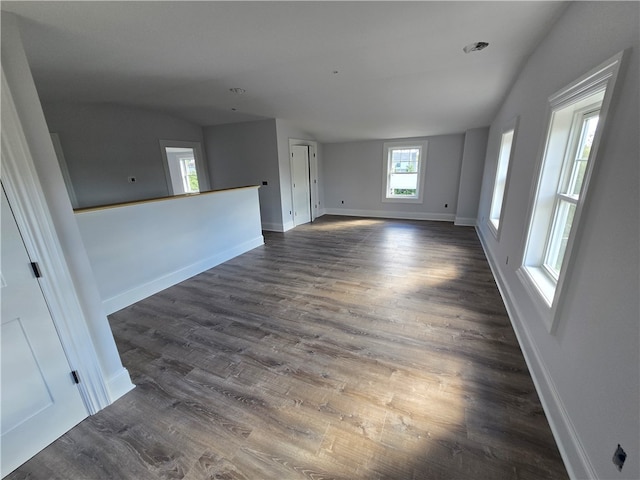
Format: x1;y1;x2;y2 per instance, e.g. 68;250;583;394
204;119;321;232
42;102;205;208
203;119;282;230
476;2;638;479
455;127;489;225
322;134;464;220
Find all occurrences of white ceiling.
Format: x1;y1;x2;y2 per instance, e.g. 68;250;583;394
2;1;567;143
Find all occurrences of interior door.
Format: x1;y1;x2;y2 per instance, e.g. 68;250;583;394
1;187;87;477
291;145;311;226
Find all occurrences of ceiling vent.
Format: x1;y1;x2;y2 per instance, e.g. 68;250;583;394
463;42;489;54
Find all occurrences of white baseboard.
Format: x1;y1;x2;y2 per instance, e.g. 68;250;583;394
324;208;455;222
475;226;594;480
282;219;296;232
454;216;477;226
106;367;135;403
261;222;285;232
103;236;264;314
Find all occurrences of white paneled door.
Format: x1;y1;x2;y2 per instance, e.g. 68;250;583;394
1;187;87;477
291;145;311;226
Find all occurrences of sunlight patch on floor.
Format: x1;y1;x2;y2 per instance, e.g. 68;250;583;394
311;218;384;231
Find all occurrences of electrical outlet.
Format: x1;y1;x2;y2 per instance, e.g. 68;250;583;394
262;181;268;186
341;200;344;204
612;444;626;472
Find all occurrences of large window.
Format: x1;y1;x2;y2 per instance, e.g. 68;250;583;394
488;119;518;237
542;110;599;278
382;141;427;203
517;52;624;332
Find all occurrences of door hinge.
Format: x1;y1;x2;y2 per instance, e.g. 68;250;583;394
71;370;80;384
30;262;42;278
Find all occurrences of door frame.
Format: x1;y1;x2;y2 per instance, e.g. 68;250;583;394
289;138;319;223
1;69;110;414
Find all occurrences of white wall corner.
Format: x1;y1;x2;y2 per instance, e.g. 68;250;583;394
475;226;597;480
454;216;477;226
261;221;286;232
107;368;135;403
282;219;296;232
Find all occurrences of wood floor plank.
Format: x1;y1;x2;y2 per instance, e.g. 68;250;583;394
6;216;568;479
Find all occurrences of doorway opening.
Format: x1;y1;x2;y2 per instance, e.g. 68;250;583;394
289;140;319;228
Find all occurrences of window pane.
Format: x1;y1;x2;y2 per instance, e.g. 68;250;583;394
180;157;200;193
165;145;201;194
389;173;417;190
391;148;419;173
489;130;514;224
566;115;599;196
544;200;576;277
578;116;599;160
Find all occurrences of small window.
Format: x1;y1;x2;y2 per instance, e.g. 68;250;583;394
382;141;427;203
517;51;624;332
488;119;518;237
159;140;209;195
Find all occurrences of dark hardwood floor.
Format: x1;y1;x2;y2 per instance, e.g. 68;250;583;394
7;215;569;479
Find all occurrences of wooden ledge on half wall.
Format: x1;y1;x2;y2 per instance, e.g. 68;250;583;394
73;185;261;213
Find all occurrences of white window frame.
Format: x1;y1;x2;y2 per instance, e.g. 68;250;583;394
541;107;600;280
381;140;427;204
517;51;625;333
159;140;209;195
488;117;519;239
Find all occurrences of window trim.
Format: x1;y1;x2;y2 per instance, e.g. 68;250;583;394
517;50;625;333
488;116;519;239
381;140;427;204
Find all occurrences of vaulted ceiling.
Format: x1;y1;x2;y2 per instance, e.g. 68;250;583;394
2;1;567;143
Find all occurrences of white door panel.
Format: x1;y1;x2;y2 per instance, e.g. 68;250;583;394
291;145;311;226
1;187;87;477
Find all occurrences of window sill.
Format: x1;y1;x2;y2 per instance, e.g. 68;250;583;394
519;265;555;306
516;265;559;332
488;218;500;238
381;197;424;204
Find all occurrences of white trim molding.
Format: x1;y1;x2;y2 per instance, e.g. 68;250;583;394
1;69;113;414
454;216;477;227
325;208;455;222
261;221;287;232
